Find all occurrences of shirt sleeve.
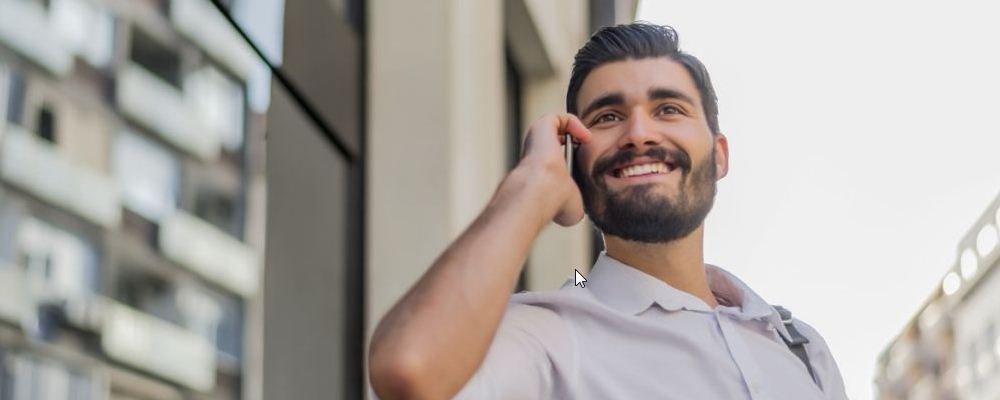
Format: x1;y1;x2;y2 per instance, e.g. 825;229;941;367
795;319;849;400
451;302;572;399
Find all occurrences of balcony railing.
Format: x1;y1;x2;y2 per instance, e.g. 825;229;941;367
169;0;258;80
0;266;27;325
159;210;260;296
0;0;73;75
116;63;221;160
101;300;216;391
1;125;121;227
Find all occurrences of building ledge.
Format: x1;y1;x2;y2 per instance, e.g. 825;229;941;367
116;63;221;160
0;0;73;75
102;300;216;392
1;125;122;227
159;210;260;296
170;0;257;80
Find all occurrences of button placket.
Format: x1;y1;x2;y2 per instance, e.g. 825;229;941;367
716;314;771;400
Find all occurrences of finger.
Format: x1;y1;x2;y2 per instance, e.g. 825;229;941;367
557;114;592;144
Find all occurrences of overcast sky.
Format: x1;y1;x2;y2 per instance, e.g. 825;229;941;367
639;1;1000;398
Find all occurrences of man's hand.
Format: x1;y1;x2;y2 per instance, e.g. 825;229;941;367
517;113;593;227
369;112;591;400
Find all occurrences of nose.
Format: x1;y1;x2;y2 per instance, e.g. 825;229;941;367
616;109;662;152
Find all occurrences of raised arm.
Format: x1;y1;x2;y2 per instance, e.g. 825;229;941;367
368;113;591;399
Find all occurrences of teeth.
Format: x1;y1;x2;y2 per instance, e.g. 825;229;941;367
619;162;670;178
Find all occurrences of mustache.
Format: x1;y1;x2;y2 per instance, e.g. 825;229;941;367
592;146;692;178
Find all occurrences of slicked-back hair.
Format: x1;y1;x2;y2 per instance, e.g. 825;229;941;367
567;23;721;135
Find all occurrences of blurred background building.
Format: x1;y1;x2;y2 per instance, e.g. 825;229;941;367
0;0;636;398
875;193;1000;400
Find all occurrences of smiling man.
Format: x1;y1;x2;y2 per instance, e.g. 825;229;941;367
369;23;848;400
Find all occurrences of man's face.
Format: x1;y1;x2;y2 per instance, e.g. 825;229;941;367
573;57;729;243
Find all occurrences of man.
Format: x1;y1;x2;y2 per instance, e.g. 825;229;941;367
369;23;848;399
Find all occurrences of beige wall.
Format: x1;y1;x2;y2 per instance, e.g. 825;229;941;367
366;0;597;347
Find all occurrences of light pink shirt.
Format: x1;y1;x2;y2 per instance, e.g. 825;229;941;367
453;252;848;399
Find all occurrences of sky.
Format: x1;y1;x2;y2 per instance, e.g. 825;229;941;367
638;1;1000;399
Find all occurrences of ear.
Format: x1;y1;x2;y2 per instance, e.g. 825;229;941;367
713;133;729;180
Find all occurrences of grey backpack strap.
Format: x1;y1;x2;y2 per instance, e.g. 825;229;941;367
772;305;819;386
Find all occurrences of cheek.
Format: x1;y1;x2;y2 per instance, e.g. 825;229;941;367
579;137;616;169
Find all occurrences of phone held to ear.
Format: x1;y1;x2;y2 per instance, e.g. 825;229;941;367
564;133;573;171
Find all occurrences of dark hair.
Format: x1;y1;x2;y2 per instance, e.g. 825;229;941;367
566;22;720;134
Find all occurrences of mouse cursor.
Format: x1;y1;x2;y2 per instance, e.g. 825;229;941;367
574;269;587;288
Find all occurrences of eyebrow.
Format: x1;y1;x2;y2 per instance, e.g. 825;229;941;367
580;87;697;120
580;93;625;120
648;87;696;107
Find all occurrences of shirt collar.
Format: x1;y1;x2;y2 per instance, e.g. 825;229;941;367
587;251;784;330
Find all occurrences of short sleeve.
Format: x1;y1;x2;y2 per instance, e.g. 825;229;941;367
452;302;572;399
795;319;849;400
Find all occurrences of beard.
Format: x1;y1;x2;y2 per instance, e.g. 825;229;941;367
572;146;718;244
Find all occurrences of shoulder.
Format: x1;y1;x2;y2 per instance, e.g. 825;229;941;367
500;299;568;334
511;279;603;312
788;317;835;361
788;316;849;398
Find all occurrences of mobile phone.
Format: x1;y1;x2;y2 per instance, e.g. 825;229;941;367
564;133;573;171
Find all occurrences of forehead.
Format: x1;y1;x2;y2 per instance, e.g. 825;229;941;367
577;57;702;111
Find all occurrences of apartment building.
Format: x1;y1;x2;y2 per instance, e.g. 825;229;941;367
0;0;637;398
875;193;1000;400
0;0;270;398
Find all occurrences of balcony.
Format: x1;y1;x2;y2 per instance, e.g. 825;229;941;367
102;300;216;391
169;0;258;80
0;0;73;75
1;125;121;227
116;63;221;160
159;211;260;296
0;265;27;325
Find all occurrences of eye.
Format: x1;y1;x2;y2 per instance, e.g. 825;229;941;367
591;112;623;126
656;104;684;116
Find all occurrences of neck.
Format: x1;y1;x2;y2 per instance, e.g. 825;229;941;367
603;224;718;308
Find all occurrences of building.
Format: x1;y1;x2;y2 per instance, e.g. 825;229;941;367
0;0;636;398
0;0;275;398
875;193;1000;400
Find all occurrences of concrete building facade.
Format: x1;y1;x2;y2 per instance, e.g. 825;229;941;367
875;193;1000;400
0;0;273;399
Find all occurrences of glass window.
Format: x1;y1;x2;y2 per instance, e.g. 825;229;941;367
129;28;182;88
117;269;244;364
0;61;8;124
16;217;98;295
9;354;100;400
188;64;245;153
5;68;27;125
36;103;56;142
113;130;181;222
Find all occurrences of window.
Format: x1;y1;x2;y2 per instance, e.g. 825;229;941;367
188;64;246;153
0;62;8;124
182;163;244;238
6;69;27;125
16;217;99;295
113;130;181;223
129;28;182;88
117;269;183;325
36;103;56;142
117;269;244;364
9;354;101;400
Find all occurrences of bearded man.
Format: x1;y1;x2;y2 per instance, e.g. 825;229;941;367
369;23;848;400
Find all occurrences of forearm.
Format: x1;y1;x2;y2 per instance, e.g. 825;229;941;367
369;164;560;399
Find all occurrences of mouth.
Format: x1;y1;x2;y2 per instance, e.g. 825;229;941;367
608;158;678;177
